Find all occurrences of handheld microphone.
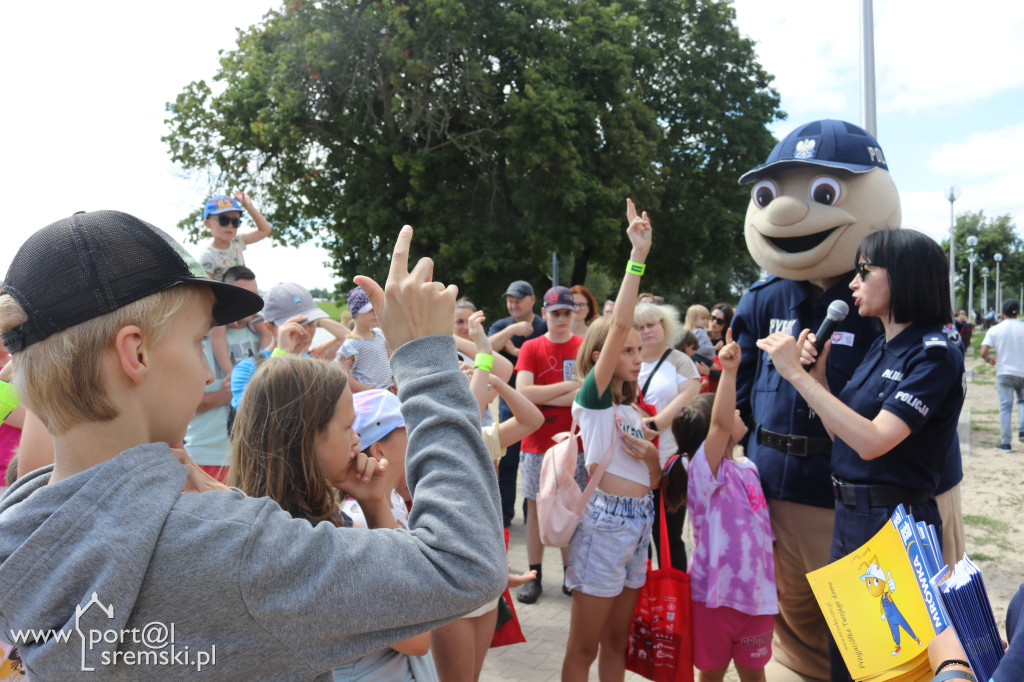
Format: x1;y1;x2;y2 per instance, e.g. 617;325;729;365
807;300;849;367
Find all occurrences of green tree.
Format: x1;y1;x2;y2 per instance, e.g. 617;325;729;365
941;210;1023;315
164;0;782;318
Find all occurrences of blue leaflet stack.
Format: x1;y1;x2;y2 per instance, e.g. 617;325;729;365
936;556;1005;682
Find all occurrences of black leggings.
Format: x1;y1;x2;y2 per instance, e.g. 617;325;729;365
650;488;687;570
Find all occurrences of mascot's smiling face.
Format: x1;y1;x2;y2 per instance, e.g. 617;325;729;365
741;120;901;284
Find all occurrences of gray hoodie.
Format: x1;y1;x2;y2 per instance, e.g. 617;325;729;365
0;335;507;680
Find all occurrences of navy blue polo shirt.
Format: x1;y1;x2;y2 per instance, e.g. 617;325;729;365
832;323;965;492
733;275;880;507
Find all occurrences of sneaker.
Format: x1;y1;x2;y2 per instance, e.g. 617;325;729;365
997;443;1012;452
517;578;542;604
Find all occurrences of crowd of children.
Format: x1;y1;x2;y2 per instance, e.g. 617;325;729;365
0;196;790;682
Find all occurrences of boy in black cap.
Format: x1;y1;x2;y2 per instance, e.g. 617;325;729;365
0;214;506;678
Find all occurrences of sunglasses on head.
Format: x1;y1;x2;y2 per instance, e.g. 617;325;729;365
216;215;241;228
855;261;875;280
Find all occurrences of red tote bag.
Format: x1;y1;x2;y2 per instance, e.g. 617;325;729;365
625;494;694;682
490;529;526;648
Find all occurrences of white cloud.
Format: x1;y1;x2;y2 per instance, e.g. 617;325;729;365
735;0;1024;120
1;1;338;290
927;122;1024;177
875;2;1024;113
733;0;859;121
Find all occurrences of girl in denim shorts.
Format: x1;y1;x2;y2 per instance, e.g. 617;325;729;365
670;333;777;682
562;201;687;680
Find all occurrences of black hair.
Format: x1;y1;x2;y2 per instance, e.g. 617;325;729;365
676;329;699;353
855;230;952;326
223;265;257;284
661;394;715;512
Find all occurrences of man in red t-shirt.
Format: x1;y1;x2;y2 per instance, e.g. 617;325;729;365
514;286;585;604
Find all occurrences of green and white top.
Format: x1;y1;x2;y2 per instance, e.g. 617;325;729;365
571;369;653;488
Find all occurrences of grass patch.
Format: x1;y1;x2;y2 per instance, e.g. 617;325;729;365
316;301;347;320
968;535;1011;551
970;421;996;433
973;379;995;386
971;552;996;562
964;515;1009;533
973;408;999;415
974;362;993;375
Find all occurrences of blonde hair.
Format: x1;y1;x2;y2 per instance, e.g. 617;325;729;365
575;316;637;405
0;285;207;436
683;304;710;331
634;302;684;348
229;356;349;527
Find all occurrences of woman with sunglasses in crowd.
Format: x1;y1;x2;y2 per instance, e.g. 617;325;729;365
755;229;966;680
706;303;734;353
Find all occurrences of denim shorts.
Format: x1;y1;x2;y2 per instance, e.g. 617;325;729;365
566;489;654;597
520;449;587;500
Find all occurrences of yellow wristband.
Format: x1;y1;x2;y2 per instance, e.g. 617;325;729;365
0;381;18;423
626;260;646;276
474;353;494;373
271;347;288;357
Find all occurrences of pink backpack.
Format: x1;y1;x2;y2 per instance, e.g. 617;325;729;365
537;420;616;547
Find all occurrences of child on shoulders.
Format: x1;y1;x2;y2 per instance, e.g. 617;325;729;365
199;191;273;385
336;286;394;392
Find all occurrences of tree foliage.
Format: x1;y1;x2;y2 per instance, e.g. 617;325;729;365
940;210;1023;314
164;0;782;316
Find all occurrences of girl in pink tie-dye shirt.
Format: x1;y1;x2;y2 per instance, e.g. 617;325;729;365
671;331;777;682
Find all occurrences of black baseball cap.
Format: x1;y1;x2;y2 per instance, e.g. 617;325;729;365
1002;299;1020;317
1;210;264;353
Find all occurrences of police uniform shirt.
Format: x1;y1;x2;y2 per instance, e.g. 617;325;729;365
733;275;880;507
832;323;966;492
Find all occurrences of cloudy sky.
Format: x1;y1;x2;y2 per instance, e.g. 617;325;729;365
4;1;1023;292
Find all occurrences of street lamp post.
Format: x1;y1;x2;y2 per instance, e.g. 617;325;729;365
944;186;961;313
983;266;990;317
966;235;978;319
995;253;1004;316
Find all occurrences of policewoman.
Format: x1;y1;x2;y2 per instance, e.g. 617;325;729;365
756;229;965;680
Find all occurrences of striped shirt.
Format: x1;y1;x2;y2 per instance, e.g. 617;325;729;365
335;328;393;389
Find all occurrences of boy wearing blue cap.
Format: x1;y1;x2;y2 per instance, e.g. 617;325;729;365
199;191;273;382
198;191;273;281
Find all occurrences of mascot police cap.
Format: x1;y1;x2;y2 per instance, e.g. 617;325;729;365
739;119;888;185
739;119;900;284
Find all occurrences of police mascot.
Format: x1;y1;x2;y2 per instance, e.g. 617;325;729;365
731;119;965;680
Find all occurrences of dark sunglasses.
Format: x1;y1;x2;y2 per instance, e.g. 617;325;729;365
217;215;241;228
855;261;875;280
710;315;726;324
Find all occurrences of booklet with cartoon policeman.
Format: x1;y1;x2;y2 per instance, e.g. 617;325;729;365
806;505;950;681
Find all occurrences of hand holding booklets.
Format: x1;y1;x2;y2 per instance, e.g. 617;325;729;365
807;505;1003;681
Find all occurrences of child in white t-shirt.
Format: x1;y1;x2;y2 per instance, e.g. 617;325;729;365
562;200;672;680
